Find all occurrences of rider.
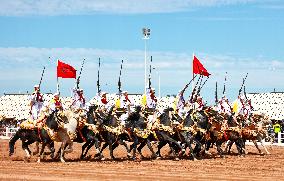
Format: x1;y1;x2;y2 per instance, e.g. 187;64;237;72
193;96;204;111
217;96;232;116
175;89;186;119
47;92;63;139
49;92;63;112
29;84;44;120
144;88;157;110
71;87;86;110
20;85;44;129
98;91;110;113
118;91;132;125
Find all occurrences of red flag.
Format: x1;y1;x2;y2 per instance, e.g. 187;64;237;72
57;60;76;78
193;56;210;77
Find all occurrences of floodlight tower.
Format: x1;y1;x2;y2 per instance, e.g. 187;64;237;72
142;27;150;93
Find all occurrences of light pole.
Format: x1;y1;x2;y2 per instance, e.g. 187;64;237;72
142;28;150;94
153;67;161;98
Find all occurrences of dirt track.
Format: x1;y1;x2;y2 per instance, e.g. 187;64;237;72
1;139;284;180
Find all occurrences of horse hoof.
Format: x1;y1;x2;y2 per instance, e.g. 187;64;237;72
174;157;180;161
37;158;41;163
156;156;161;160
127;153;132;158
100;157;106;161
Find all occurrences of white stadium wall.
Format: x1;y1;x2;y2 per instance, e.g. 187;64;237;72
0;92;283;121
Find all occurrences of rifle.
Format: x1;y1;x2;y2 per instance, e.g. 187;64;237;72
38;66;45;91
189;74;202;103
148;56;153;89
118;59;124;94
76;59;85;89
215;81;218;105
194;75;209;101
97;58;101;94
199;76;209;91
180;74;197;95
238;73;248;96
223;72;227;96
244;85;248;100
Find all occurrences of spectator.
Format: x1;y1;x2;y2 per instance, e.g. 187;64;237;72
273;121;281;142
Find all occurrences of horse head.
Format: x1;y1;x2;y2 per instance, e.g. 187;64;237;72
183;109;194;127
158;107;174;126
86;104;100;125
45;111;59;130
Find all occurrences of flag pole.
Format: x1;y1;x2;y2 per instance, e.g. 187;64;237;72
57;60;59;94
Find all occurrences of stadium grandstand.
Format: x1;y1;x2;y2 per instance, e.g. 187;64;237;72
0;92;284;123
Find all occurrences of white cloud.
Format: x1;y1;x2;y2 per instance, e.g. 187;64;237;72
0;0;257;16
0;47;283;101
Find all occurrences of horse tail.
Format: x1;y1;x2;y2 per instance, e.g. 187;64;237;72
9;129;21;156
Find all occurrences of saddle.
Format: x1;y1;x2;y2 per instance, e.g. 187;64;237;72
144;108;155;115
115;108;127;117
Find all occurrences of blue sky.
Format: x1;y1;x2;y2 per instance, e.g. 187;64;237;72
0;0;284;104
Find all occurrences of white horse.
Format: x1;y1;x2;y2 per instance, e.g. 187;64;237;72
36;109;79;163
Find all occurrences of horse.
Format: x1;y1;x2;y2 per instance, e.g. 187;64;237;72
126;106;158;160
226;113;272;155
93;106;132;160
45;109;79;162
153;107;184;160
171;109;205;160
9;112;58;162
73;105;103;159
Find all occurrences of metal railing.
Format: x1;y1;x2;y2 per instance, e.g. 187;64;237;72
0;127;19;139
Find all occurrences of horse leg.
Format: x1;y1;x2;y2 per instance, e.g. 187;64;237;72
22;142;32;161
164;134;184;158
84;140;96;159
33;141;40;156
37;142;46;163
252;140;263;155
81;141;91;159
48;142;55;159
216;140;225;158
156;140;167;158
60;141;69;163
131;136;139;160
146;139;157;159
259;138;270;155
95;142;108;160
118;138;132;159
92;137;103;159
108;140;115;160
224;140;232;154
235;138;245;157
185;137;197;160
137;140;146;158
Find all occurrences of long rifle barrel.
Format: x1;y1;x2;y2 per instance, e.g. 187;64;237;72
118;59;123;93
238;73;248;96
38;66;45;90
223;72;227;95
148;56;153;89
76;58;85;89
97;58;101;93
215;81;218;105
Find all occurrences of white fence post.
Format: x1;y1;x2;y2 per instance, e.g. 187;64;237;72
278;132;282;145
6;127;9;137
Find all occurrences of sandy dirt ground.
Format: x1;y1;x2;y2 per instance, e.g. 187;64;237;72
0;139;284;181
